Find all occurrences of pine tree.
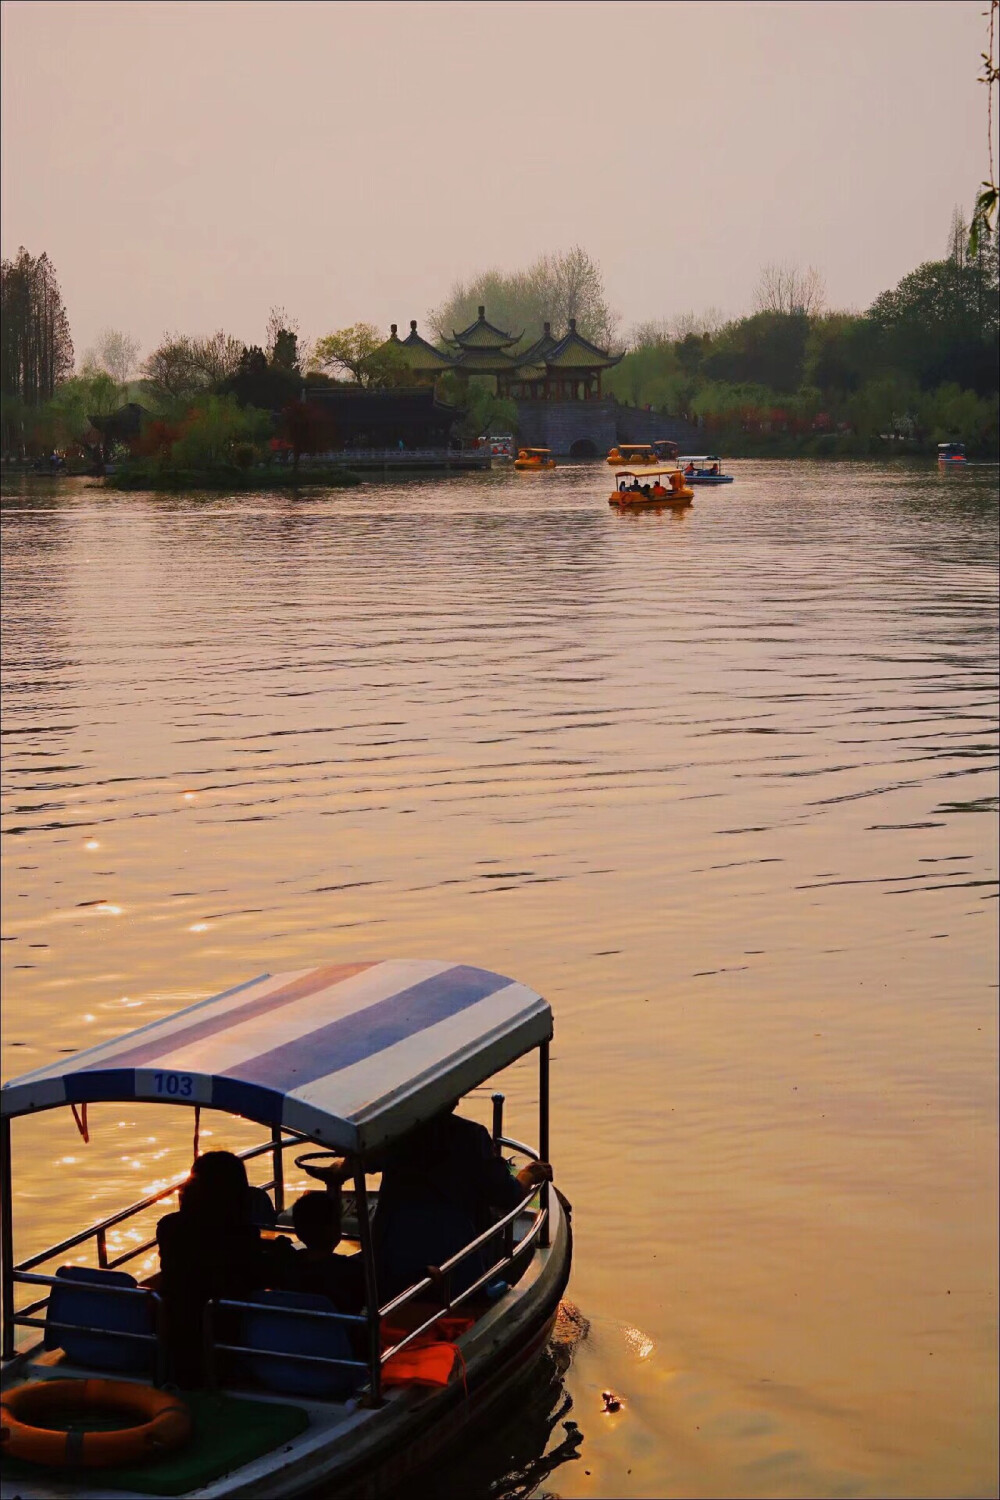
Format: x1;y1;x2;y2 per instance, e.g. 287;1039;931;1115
0;248;74;405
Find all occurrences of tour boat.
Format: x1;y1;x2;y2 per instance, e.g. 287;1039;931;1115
937;442;967;467
0;959;572;1499
609;466;694;508
479;433;514;461
676;456;734;485
514;448;556;471
606;444;660;467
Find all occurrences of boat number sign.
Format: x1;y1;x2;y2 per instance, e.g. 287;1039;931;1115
135;1069;212;1104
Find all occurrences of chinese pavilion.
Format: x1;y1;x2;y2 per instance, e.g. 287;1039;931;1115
375;307;622;399
507;319;622;401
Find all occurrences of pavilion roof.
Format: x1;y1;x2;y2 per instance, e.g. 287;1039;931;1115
516;323;560;367
374;323;456;374
544;320;624;370
452;346;521;373
449;306;522;349
399;321;457;370
511;362;547;383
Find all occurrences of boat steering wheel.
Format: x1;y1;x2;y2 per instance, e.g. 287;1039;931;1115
294;1150;350;1185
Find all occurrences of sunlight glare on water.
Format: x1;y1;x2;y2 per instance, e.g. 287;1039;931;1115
1;460;997;1499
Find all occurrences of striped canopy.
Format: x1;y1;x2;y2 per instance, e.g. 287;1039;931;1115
0;960;551;1154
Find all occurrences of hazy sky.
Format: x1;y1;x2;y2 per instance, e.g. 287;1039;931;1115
1;0;991;362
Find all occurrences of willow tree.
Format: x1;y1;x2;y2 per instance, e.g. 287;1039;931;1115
1;248;74;405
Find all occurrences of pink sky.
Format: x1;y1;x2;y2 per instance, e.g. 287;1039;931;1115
0;0;990;362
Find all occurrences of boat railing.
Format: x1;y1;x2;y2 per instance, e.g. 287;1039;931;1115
204;1297;370;1389
197;1187;549;1404
5;1117;553;1406
197;1127;550;1402
8;1130;306;1333
374;1132;550;1372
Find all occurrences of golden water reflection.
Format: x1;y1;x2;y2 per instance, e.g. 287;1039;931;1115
1;461;997;1499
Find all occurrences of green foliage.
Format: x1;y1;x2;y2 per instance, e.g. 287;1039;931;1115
607;244;999;457
458;379;518;440
2;371;121;457
311;325;409;388
221;346;301;412
270;329;300;373
701;312;810;394
168;395;271;469
312;324;381;383
433;372;517;439
866;249;998;391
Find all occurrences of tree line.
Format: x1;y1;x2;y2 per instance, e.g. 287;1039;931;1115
2;223;997;466
608;222;999;456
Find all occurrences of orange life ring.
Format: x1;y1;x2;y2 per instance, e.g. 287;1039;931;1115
1;1378;191;1469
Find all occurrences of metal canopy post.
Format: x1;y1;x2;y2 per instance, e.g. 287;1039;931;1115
270;1125;285;1215
353;1167;383;1407
539;1040;550;1249
1;1117;14;1359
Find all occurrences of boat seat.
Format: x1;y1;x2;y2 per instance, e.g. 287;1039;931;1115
239;1289;359;1401
44;1264;156;1375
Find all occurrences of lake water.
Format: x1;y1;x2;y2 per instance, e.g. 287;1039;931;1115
1;460;997;1500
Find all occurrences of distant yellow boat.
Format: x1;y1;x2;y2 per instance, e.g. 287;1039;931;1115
609;466;694;508
606;444;658;467
514;448;557;471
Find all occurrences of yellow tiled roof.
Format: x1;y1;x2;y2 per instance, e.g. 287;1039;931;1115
544;325;623;370
452;346;520;372
450;306;521;349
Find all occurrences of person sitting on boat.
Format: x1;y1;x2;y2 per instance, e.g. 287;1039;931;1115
640;484;652;497
709;462;719;474
684;462;695;476
650;481;668;498
157;1151;292;1385
629;477;642;492
369;1103;552;1301
282;1190;365;1314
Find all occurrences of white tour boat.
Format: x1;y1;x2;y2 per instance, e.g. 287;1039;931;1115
0;959;572;1499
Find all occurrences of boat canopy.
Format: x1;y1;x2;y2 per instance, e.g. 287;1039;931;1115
0;960;552;1155
521;448;551;455
677;455;720;464
615;466;681;481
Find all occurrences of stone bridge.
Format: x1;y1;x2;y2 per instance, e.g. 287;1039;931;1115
513;398;698;457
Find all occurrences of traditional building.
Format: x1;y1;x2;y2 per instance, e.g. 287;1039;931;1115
304;386;459;448
443;306;523;382
506;320;622;401
374;307;623;399
384;321;457;384
364;309;679;455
